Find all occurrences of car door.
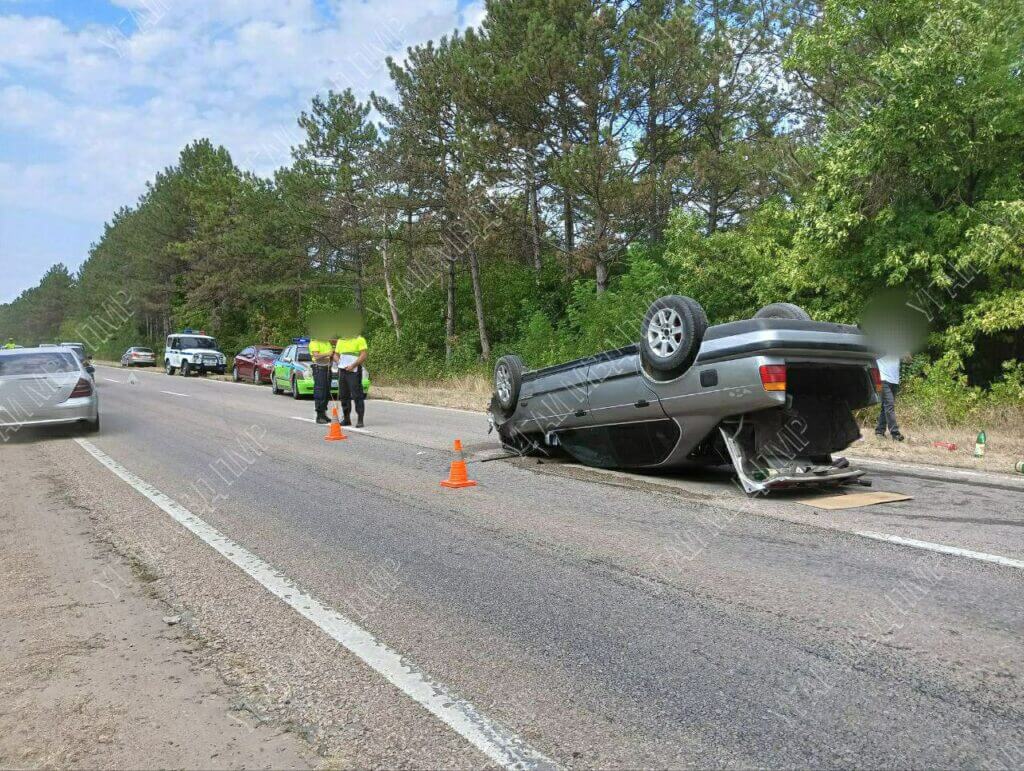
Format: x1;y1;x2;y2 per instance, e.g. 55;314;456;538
585;349;667;426
517;363;591;432
275;346;293;386
237;347;254;378
555;350;678;469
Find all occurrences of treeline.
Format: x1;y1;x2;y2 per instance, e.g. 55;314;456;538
3;0;1022;410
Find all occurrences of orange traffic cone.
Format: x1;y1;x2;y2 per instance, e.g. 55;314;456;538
324;404;348;441
441;439;477;488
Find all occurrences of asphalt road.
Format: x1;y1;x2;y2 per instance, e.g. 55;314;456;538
7;363;1024;768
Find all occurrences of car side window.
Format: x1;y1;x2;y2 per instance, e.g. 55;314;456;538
241;347;253;358
281;346;292;363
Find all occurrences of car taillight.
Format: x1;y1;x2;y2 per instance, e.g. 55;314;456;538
69;377;93;398
869;366;882;393
759;364;787;392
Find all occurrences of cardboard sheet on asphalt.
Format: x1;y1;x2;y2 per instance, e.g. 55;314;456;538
795;491;913;510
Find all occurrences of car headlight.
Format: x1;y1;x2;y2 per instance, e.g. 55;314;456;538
193;353;202;361
301;366;314;380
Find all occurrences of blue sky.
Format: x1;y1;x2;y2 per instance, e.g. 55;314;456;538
0;0;485;303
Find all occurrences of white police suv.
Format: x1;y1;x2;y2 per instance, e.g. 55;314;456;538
164;330;227;377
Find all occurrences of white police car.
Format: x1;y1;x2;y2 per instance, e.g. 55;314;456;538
164;330;227;377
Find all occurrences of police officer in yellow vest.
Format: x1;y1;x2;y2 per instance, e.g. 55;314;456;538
334;334;368;427
308;337;334;424
4;338;15;349
307;311;337;424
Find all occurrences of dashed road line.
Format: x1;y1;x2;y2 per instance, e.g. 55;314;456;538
160;390;191;398
103;377;121;383
289;415;372;434
72;438;555;770
855;531;1024;571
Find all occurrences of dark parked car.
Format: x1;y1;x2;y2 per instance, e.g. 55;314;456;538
489;296;882;495
232;345;283;384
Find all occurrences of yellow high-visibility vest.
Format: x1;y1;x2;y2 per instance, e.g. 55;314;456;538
308;339;333;364
334;336;367;356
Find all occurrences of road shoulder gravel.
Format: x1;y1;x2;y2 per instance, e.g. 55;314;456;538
19;434;492;768
0;441;318;770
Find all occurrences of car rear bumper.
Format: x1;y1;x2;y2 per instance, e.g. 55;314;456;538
0;396;98;429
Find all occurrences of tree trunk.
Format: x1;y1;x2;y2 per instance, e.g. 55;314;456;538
563;191;575;253
467;246;490;359
595;259;609;293
381;235;401;339
444;250;456;363
353;256;364;316
526;152;542;276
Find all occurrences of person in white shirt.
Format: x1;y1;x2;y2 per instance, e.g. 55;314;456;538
875;353;906;441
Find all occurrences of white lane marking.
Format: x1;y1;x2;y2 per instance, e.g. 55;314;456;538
376;399;482;416
72;438;551;770
848;455;1023;485
289;416;372;434
856;531;1024;571
103;377;121;383
160;390;191;398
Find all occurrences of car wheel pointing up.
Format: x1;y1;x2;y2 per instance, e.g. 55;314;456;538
494;354;524;415
640;295;705;378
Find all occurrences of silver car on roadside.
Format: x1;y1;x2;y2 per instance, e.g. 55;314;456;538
120;346;156;367
0;347;100;436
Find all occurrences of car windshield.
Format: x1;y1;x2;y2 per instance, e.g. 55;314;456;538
0;352;80;376
295;347;312;362
136;348;153;354
177;336;218;350
258;349;281;358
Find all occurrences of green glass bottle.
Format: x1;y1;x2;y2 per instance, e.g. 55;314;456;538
974;430;987;458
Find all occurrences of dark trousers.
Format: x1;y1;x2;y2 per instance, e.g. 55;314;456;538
312;364;331;415
339;366;365;420
875;382;901;437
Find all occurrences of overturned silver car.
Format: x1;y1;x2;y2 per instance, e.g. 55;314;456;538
489;296;881;494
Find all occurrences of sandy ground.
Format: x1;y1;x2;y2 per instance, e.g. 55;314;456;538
0;444;318;770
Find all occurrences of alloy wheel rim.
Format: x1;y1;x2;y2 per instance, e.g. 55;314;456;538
647;307;684;358
496;364;512;404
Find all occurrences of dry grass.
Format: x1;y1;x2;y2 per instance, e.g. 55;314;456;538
370;373;492;412
851;406;1024;475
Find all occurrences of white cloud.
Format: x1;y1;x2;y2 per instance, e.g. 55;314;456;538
0;0;481;301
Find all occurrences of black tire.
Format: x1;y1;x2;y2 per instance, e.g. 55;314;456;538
85;414;100;433
180;361;191;377
494;355;525;414
252;368;261;385
291;376;301;399
165;360;176;376
271;373;281;395
232;365;239;382
640;295;704;376
753;302;811;321
681;296;709;342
